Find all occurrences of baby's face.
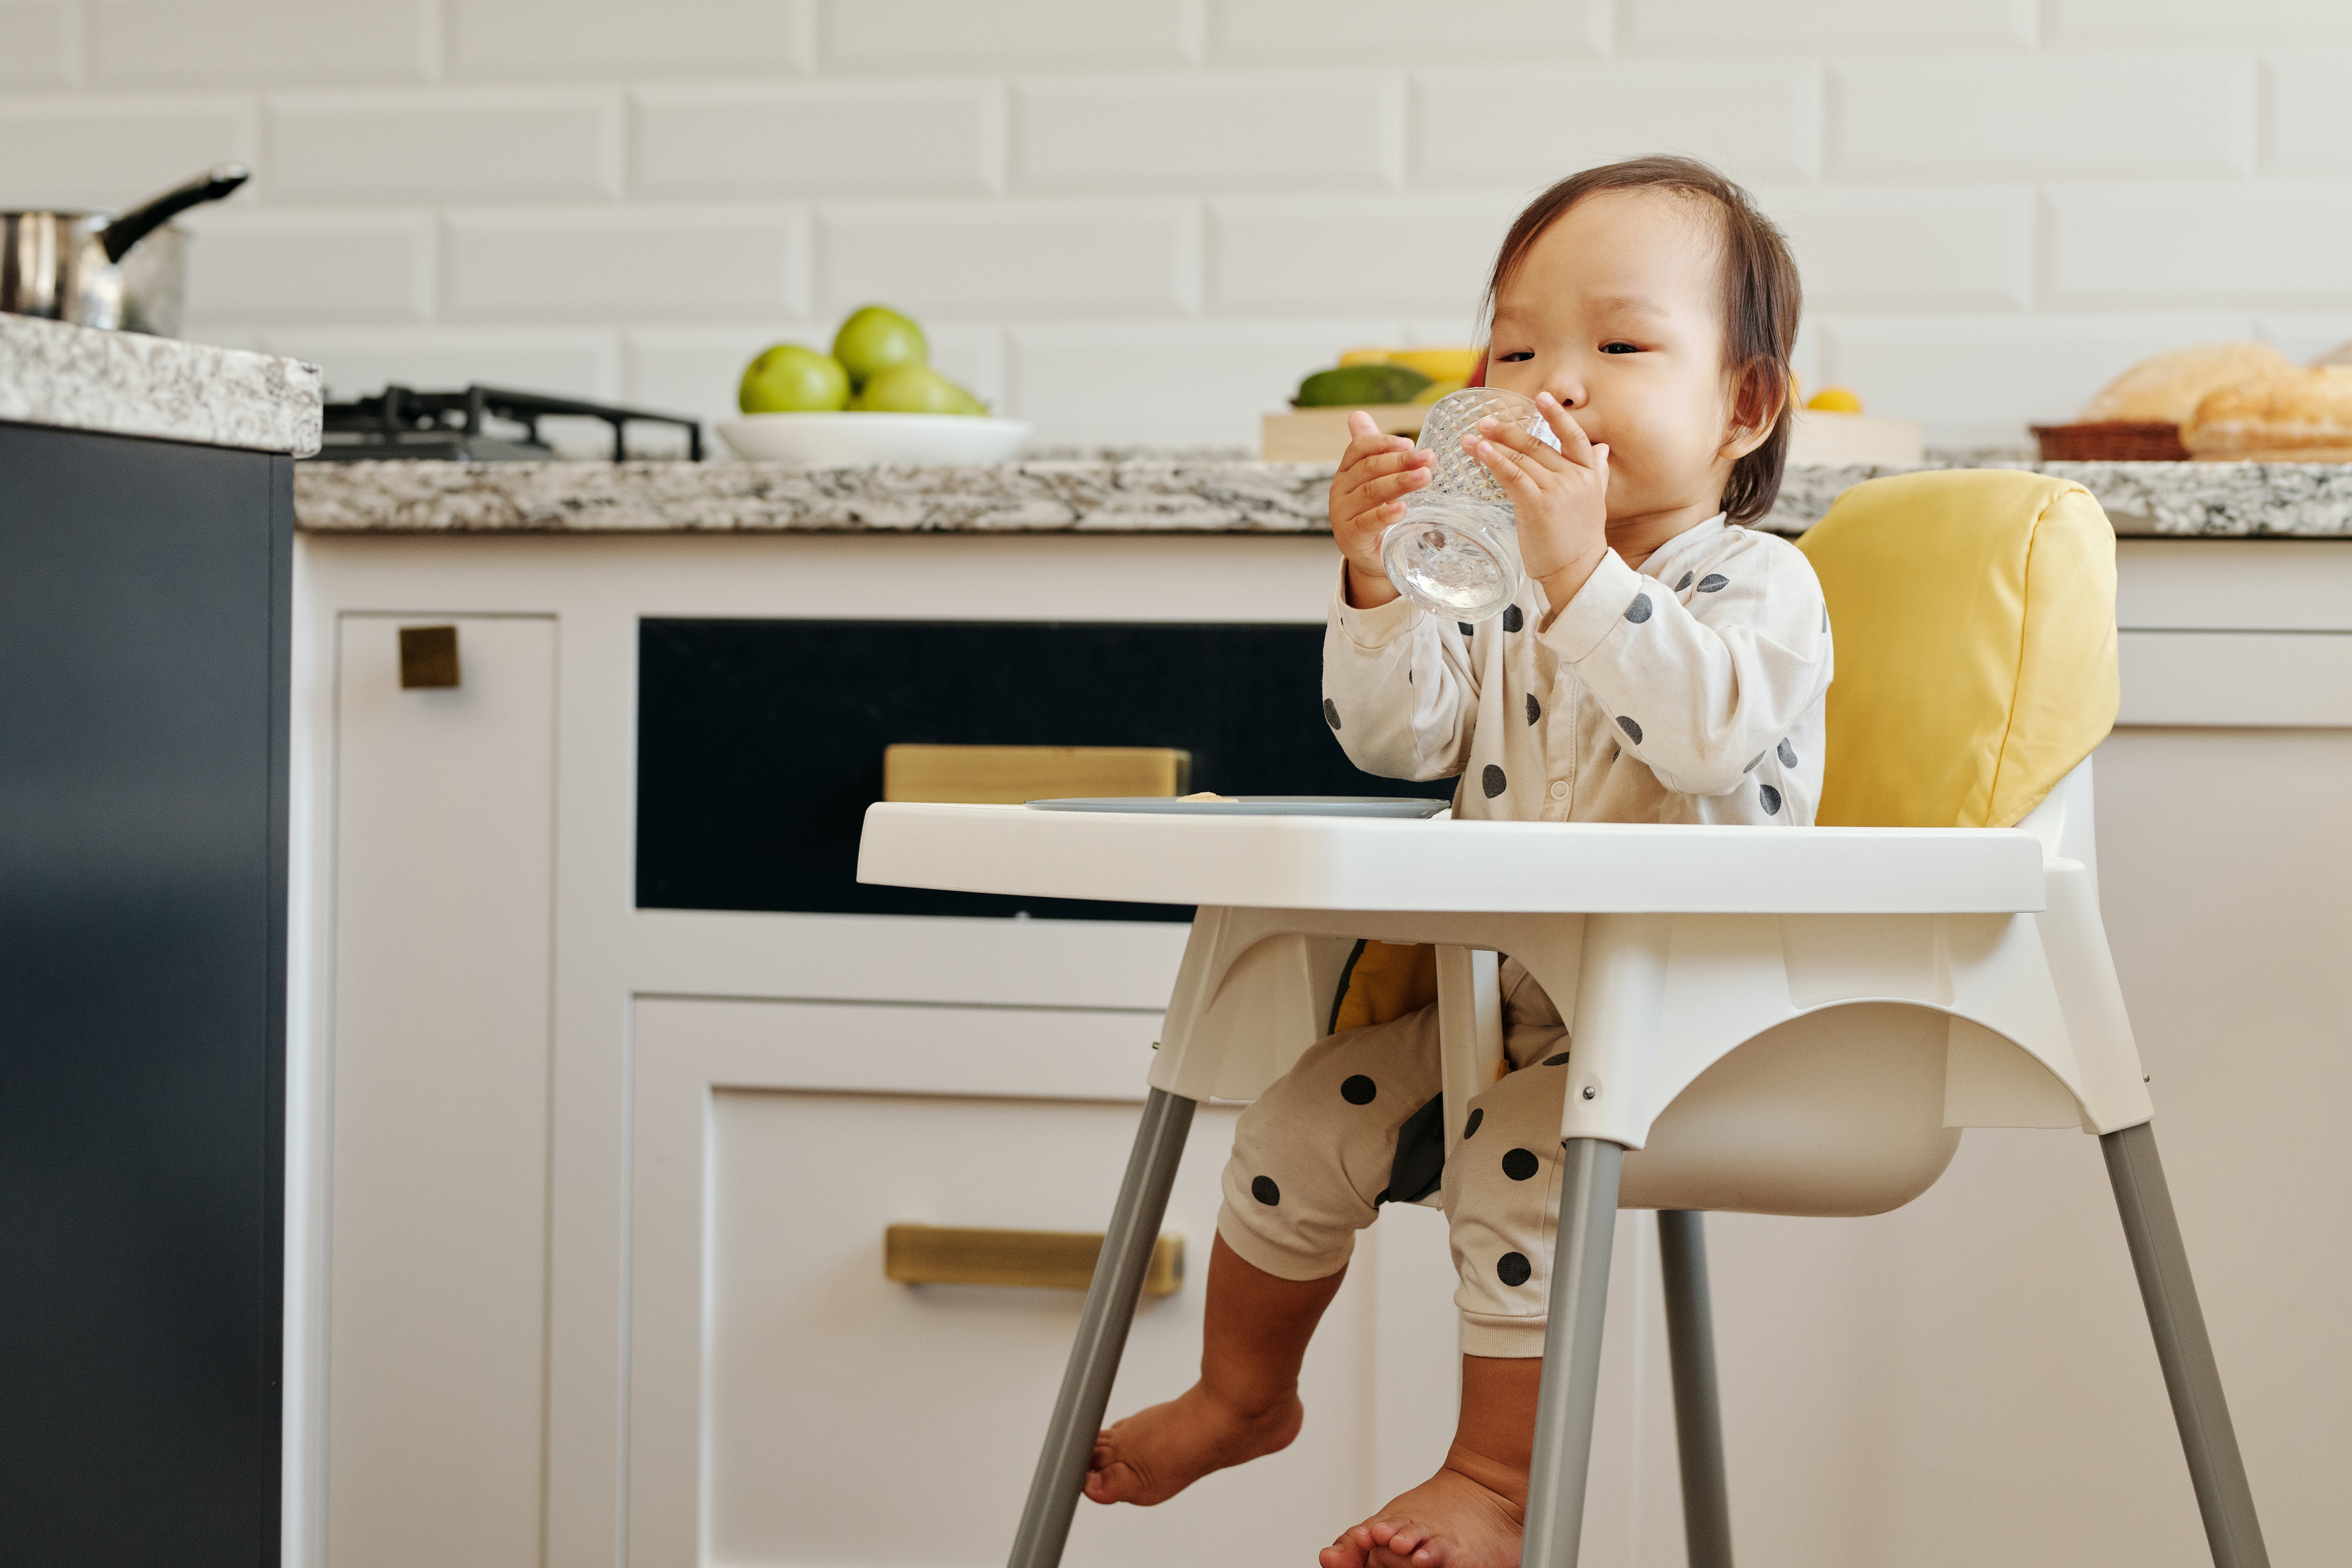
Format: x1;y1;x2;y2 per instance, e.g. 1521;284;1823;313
1486;189;1754;521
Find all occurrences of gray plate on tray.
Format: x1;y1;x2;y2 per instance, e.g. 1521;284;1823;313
1024;795;1450;818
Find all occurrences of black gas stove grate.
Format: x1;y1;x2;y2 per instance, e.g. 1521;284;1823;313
310;384;702;462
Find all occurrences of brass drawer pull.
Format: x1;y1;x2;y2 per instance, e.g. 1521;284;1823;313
884;1223;1184;1297
882;744;1191;804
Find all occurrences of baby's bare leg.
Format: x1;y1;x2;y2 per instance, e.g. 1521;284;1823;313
1323;1354;1539;1568
1082;1233;1345;1506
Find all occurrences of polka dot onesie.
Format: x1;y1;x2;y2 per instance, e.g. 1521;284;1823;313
1217;514;1833;1356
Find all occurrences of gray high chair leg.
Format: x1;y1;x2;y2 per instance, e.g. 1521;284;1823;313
1521;1137;1625;1568
1657;1210;1733;1568
2102;1122;2271;1568
1008;1087;1197;1568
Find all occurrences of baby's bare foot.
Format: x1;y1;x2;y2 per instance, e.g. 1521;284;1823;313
1082;1383;1303;1506
1319;1463;1525;1568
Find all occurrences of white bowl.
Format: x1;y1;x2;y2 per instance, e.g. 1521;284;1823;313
716;412;1032;466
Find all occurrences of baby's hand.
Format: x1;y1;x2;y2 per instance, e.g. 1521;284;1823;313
1327;410;1431;608
1468;391;1610;611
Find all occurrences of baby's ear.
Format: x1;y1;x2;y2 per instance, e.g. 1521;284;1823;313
1723;361;1786;458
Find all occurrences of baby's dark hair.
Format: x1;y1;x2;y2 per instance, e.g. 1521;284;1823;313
1482;155;1802;526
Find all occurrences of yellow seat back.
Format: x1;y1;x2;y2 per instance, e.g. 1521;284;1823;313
1797;470;2118;829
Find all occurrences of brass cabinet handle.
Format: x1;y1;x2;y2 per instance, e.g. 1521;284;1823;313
884;1223;1184;1297
881;744;1191;804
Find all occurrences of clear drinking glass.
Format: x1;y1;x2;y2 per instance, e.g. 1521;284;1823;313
1379;386;1558;622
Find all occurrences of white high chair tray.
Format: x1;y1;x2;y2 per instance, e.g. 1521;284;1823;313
1025;795;1449;818
859;802;2048;915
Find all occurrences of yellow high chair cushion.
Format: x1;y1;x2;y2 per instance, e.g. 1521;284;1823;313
1331;940;1438;1034
1797;469;2118;829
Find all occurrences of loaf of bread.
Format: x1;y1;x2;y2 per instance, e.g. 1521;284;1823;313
2078;341;2293;424
2181;367;2352;458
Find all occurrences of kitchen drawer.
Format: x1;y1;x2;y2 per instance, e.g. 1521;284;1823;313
626;995;1463;1568
634;617;1453;921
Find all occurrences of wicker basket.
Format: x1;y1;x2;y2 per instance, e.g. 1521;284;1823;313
2029;421;2189;461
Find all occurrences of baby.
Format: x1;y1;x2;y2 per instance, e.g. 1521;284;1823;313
1087;156;1831;1568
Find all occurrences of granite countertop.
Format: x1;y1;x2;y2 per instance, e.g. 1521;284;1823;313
294;451;2352;539
1;315;323;457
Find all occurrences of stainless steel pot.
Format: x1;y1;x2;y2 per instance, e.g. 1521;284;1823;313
1;164;250;338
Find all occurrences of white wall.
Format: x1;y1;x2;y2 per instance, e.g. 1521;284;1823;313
5;0;2351;449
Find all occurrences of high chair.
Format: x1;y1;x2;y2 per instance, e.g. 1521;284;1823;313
856;470;2268;1568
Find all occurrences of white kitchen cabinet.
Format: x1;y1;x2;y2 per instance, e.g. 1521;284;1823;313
621;996;1459;1568
322;613;559;1568
288;530;2352;1568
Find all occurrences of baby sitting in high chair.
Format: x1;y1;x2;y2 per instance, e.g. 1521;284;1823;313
1085;156;1832;1568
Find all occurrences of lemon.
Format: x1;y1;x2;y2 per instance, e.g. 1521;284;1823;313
1806;386;1864;414
1338;348;1394;367
1412;378;1467;405
1390;348;1481;383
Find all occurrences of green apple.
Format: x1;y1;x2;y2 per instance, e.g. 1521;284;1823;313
738;343;849;412
831;305;927;390
851;363;984;415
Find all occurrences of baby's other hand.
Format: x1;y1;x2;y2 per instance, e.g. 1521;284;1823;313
1467;392;1610;611
1328;410;1429;608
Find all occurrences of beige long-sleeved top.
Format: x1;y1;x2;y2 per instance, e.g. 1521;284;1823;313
1322;514;1833;825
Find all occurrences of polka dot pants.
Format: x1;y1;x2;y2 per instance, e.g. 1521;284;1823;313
1217;964;1573;1357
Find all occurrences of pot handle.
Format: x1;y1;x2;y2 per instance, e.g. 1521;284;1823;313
99;163;250;264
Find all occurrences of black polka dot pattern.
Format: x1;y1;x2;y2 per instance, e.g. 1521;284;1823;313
1323;697;1341;730
1458;621;1475;637
1778;738;1797;768
1501;1147;1539;1181
1760;784;1783;815
1497;1252;1533;1287
1615;715;1643;744
1463;1107;1485;1139
1676;571;1695;592
1625;593;1653;624
1543;1051;1571;1067
1697;573;1729;593
1502;605;1524;633
1482;764;1507;798
1525;693;1541;725
1251;1175;1281;1205
1744;751;1766;773
1341;1074;1377;1105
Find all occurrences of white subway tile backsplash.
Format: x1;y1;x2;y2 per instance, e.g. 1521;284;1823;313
1760;185;2033;310
1415;64;1822;187
448;0;808;79
0;97;255;209
445;207;809;322
1623;0;2030;53
2046;0;2352;44
819;0;1194;71
2045;182;2352;308
1208;193;1519;316
2266;51;2352;174
1816;311;2260;441
15;7;2352;448
2253;314;2352;365
634;82;998;198
0;3;77;87
268;91;621;203
1007;319;1403;446
88;0;434;86
1831;52;2256;179
817;201;1195;318
1015;72;1399;193
256;326;623;401
626;321;1005;448
179;209;436;324
1208;0;1606;62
